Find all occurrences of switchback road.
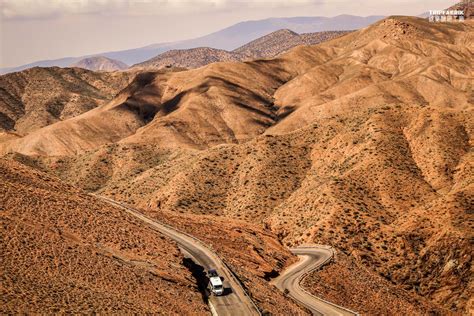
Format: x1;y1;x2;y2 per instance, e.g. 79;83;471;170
97;194;356;316
95;195;259;316
272;246;358;316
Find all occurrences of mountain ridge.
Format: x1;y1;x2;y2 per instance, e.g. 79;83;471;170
133;30;350;70
0;15;384;74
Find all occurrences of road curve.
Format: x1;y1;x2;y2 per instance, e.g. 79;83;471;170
94;195;259;316
272;246;358;316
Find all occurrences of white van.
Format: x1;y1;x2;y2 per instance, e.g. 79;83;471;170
208;269;224;296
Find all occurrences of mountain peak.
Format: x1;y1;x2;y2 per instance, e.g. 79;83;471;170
233;28;350;59
272;29;300;36
72;56;128;71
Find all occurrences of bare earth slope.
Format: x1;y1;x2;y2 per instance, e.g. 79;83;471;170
0;61;290;155
302;253;447;315
72;56;129;71
0;71;181;155
0;67;133;134
0;158;208;314
140;17;473;313
1;16;473;314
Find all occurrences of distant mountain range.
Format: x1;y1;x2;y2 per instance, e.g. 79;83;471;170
132;29;350;70
0;15;384;74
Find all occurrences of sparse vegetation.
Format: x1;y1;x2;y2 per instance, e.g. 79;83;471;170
1;15;472;315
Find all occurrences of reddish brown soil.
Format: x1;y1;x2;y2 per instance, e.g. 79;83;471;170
0;159;208;314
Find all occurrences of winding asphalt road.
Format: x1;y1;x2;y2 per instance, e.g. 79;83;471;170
96;194;357;316
94;195;259;316
272;246;358;316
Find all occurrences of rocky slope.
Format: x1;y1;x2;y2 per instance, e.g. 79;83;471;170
72;56;129;71
0;67;133;134
1;16;473;314
302;253;448;314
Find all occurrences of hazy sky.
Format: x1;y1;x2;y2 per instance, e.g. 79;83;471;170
0;0;456;68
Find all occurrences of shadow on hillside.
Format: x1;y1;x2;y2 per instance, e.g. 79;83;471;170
182;257;210;303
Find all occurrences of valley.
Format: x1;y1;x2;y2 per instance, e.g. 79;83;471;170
1;14;473;315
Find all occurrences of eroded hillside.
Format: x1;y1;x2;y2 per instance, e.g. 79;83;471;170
0;157;305;315
0;67;133;135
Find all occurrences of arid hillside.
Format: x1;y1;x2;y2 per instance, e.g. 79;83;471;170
0;157;304;315
133;30;349;70
72;56;129;71
1;16;473;314
0;69;185;156
133;47;241;70
0;67;133;134
234;29;351;59
0;158;208;314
